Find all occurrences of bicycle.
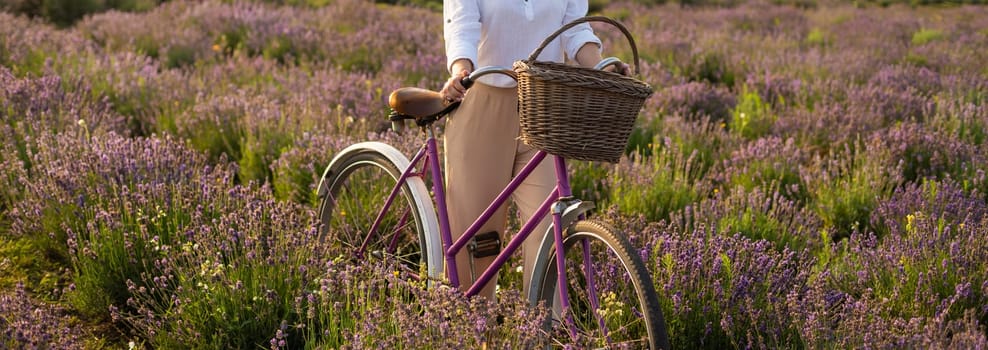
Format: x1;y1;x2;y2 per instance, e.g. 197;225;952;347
316;17;669;349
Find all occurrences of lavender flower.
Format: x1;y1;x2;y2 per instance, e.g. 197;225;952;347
0;283;85;349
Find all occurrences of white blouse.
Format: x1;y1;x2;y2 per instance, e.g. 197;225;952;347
443;0;602;87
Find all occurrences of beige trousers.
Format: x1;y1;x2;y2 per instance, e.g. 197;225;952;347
443;83;554;299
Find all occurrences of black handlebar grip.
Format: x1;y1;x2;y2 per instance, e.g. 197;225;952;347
461;76;474;89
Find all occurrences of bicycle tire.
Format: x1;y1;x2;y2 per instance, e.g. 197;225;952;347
316;142;442;282
530;219;670;349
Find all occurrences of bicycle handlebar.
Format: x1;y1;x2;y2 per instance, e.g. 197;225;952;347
461;58;626;90
594;57;624;71
460;66;516;90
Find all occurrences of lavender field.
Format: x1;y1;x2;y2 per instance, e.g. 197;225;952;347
2;0;987;348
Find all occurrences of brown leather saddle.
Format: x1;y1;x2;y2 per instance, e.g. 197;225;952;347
387;87;457;126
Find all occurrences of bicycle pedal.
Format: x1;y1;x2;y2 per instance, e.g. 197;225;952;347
468;231;501;258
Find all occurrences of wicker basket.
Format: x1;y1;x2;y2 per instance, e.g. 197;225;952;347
514;16;653;163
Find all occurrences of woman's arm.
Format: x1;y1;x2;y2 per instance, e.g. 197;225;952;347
575;42;631;75
563;0;630;76
575;42;603;68
442;0;480;102
443;0;480;75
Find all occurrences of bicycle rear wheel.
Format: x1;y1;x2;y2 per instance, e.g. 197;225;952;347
530;220;669;349
317;143;440;281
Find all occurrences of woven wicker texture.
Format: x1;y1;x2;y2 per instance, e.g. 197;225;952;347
514;16;653;163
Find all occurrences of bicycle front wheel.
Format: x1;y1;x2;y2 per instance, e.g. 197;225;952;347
530;220;669;349
317;143;441;281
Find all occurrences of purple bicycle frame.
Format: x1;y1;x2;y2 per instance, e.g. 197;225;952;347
373;127;574;305
362;124;604;340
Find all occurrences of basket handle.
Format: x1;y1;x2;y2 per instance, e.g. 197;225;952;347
526;16;642;76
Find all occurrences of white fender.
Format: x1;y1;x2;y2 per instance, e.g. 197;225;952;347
318;142;443;281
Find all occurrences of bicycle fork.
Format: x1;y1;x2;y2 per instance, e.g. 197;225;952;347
550;200;578;338
548;201;613;344
550;156;608;342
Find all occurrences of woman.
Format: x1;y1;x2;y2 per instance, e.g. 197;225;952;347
440;0;630;298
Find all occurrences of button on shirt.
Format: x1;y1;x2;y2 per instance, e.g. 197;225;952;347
444;0;602;87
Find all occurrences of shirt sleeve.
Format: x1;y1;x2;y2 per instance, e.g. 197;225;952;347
560;0;602;61
443;0;481;73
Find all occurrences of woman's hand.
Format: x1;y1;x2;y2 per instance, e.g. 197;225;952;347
441;70;470;104
442;59;474;104
603;61;632;76
576;42;632;76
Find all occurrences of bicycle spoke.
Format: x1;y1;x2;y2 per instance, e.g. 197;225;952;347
387;209;413;252
581;237;608;341
319;153;429;280
534;220;667;349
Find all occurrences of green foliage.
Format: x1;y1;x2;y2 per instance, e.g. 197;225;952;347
139;227;311;349
730;88;776;140
215;26;249;57
625;116;662;159
130;34;196;69
76;53;158;136
718;205;788;248
56;176;200;321
680;0;743;7
180;102;245;166
813;172;879;239
189;122;243;164
0;143;27;217
683;51;738;87
213;25;321;65
0;237;71;301
772;0;817;8
8;49;52;77
164;45;197;69
611;142;706;223
903;52;930;68
247;0;333;7
335;46;383;73
68;204;177;319
262;36;299;65
810;143;900;240
391;0;442;11
805;27;829;47
272;155;320;204
239;121;294;186
630;0;667;6
664;118;727;180
11;170;167;320
0;0;166;27
41;0;104;27
589;0;614;13
133;35;159;59
568;160;613;205
713;187;814;252
911;28;944;46
727;158;807;202
932;106;987;147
